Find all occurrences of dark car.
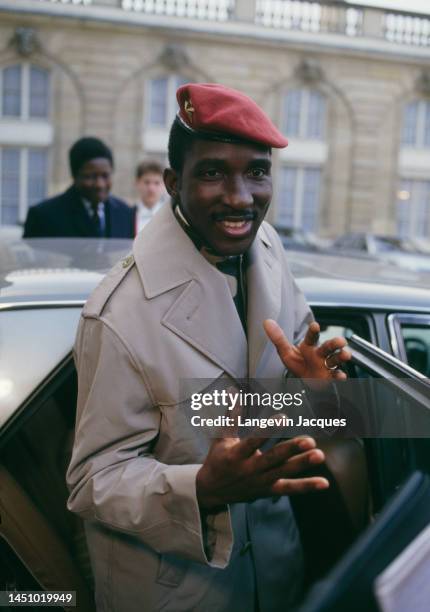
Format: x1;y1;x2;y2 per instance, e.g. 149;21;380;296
1;237;429;610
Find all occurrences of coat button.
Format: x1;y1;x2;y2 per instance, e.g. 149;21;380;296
240;541;252;556
122;255;133;268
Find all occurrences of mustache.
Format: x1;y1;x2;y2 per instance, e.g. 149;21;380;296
212;211;256;222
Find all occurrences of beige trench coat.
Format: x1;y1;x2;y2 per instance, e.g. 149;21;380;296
66;203;314;612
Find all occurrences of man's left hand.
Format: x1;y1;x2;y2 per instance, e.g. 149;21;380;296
263;319;351;383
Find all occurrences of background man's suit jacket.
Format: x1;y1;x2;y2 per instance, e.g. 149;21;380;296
23;185;135;238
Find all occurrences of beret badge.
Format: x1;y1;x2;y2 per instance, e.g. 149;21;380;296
184;99;195;123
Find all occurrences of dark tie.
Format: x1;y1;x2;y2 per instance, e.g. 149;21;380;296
90;205;102;237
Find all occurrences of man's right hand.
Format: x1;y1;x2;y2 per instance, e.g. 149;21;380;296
196;436;329;511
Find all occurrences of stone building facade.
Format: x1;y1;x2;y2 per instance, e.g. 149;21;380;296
1;0;430;238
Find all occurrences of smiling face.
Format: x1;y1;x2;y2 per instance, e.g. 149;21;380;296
164;139;272;256
74;158;113;205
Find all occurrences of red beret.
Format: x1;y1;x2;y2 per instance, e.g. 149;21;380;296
176;83;288;149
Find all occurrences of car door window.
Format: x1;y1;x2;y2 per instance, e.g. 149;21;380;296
312;309;373;345
0;307;81;426
347;333;430;510
402;326;430;376
388;314;430;377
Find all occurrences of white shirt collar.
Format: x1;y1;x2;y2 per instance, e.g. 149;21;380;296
82;198;104;216
136;200;163;215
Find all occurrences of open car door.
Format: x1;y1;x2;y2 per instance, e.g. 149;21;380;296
298;334;430;612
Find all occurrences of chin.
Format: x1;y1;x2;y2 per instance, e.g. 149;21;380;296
212;239;253;257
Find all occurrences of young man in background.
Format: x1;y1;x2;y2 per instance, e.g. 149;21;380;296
134;160;166;233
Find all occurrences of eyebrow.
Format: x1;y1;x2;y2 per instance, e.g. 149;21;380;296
193;157;272;171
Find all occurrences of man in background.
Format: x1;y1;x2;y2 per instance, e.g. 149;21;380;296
134;160;165;233
23;137;135;239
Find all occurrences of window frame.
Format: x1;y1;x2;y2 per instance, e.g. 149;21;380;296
144;74;189;130
401;99;430;149
396;177;430;239
277;163;323;231
387;312;430;364
0;62;51;121
281;87;327;141
0;146;50;225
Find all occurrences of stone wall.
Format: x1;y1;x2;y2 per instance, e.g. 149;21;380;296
0;8;427;236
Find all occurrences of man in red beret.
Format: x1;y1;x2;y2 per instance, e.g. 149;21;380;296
67;83;350;611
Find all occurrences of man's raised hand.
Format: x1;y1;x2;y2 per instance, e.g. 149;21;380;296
196;436;328;511
263;319;351;382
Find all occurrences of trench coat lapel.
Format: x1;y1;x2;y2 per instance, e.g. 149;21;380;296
246;226;282;378
133;204;248;380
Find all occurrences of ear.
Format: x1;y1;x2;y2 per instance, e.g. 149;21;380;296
163;168;180;197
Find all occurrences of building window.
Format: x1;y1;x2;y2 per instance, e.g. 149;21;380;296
397;179;430;238
282;89;326;140
277;165;322;232
1;63;50;119
401;99;430;148
0;63;51;225
146;74;189;129
0;148;48;225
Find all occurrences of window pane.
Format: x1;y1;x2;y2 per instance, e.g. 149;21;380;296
424;102;430;148
0;308;81;425
29;66;50;118
307;91;326;140
149;78;168;127
415;180;430;238
402;101;419;146
1;148;21;225
302;167;321;232
397;179;411;237
401;324;430;377
283;90;302;137
278;166;297;227
397;179;430;238
2;65;22;117
28;149;48;207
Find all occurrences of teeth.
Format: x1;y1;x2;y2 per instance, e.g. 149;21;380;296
221;220;247;228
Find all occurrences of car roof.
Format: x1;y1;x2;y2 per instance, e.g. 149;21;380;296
0;238;133;305
1;237;430;311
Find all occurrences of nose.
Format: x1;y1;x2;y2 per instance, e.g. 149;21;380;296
95;176;107;190
222;175;253;209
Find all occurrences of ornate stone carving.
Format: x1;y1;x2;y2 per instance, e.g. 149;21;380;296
10;27;40;57
158;44;190;71
295;59;323;83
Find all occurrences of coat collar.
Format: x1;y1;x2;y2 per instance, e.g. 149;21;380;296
132;204;280;379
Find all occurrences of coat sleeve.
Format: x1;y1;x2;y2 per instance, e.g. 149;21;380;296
66;316;233;568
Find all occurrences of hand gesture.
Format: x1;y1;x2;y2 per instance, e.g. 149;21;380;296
264;319;351;383
196;436;328;511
